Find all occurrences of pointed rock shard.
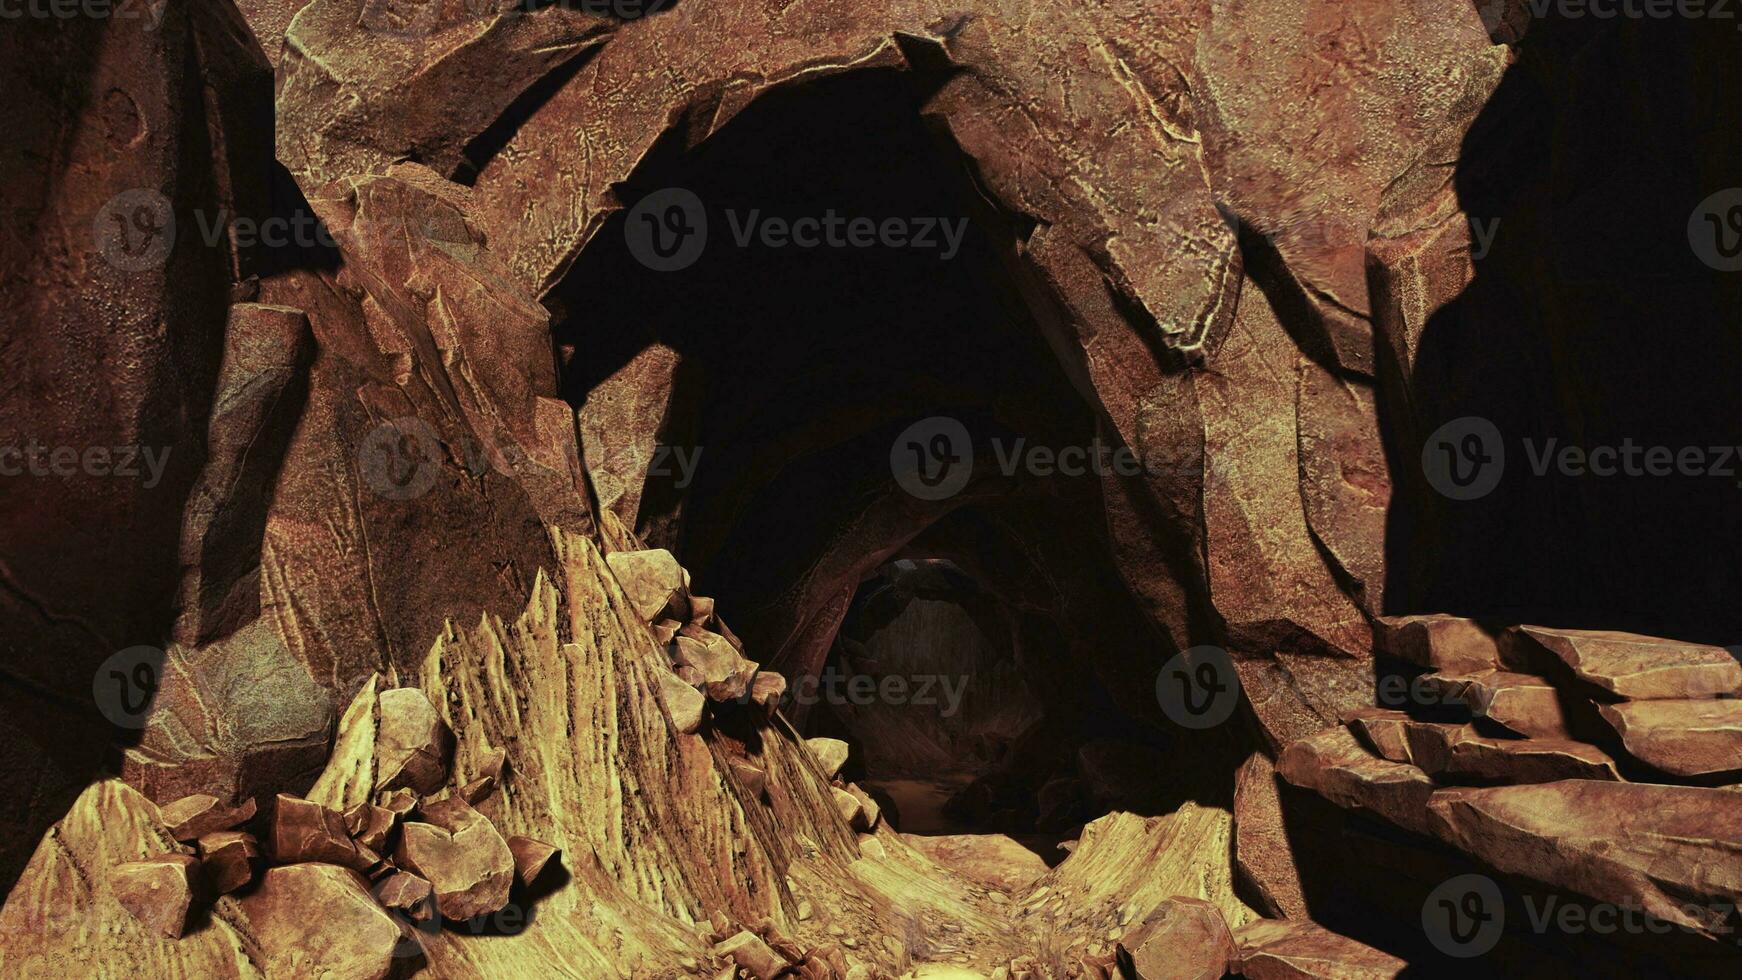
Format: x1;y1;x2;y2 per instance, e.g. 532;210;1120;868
272;793;375;871
309;674;382;811
374;687;454;795
507;835;561;886
197;830;261;895
1234;752;1307;919
1517;626;1742;700
157;793;257;841
657;668;706;734
1116;896;1237;980
1599;699;1742;778
394;796;514;920
1276;727;1435;836
109;854;198;939
375;870;436;922
605;548;687;622
241;864;401;980
713;929;792;980
1426;781;1742;941
1233;919;1405;979
806;737;850;780
1374;615;1503;675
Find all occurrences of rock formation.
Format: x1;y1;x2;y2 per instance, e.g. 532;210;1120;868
2;1;1741;977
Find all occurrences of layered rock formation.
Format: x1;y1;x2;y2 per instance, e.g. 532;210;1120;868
2;1;1741;977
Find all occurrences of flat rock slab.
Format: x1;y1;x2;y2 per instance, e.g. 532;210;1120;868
240;863;402;980
1420;671;1570;739
900;834;1049;894
1599;699;1742;778
1375;615;1502;675
1276;727;1435;836
157;793;257;842
1426;781;1742;941
1518;626;1742;699
1399;722;1621;784
1234;918;1405;979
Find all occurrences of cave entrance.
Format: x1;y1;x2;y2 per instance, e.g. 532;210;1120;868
550;61;1253;873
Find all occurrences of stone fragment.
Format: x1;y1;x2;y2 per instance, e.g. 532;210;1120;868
197;831;261;895
900;834;1048;894
241;864;401;980
1400;722;1621;783
1276;728;1435;835
507;836;561;886
1518;626;1742;700
713;929;791;980
657;669;706;734
344;803;398;852
378;789;417;817
1233;919;1405;979
674;630;758;702
272;794;375;871
157;793;257;842
1420;671;1570;738
375;870;436;922
1115;896;1236;980
1427;782;1742;941
732;760;769;801
1599;699;1742;777
1373;615;1502;675
1234;752;1307;918
109;854;198;939
374;687;454;795
749;671;787;712
831;787;867;830
1343;709;1414;764
393;796;514;920
605;549;687;622
844;784;881;832
459;777;496;806
806;737;850;780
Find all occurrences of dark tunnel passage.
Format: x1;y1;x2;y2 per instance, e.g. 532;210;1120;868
549;66;1255;862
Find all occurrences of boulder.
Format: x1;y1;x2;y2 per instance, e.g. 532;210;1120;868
109;854;198;939
1517;627;1742;700
375;870;436;922
374;687;454;795
1343;708;1414;764
1599;700;1742;778
805;737;850;780
240;864;402;980
196;830;261;895
1115;896;1236;980
657;669;706;734
1233;752;1307;919
1374;615;1502;676
272;794;376;871
393;797;515;920
605;549;687;622
157;793;257;842
343;802;398;853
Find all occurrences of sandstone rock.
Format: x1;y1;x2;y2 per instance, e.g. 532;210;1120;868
714;929;792;980
732;760;770;801
605;549;687;623
1401;722;1621;784
657;669;706;734
459;776;497;806
241;863;402;980
1234;752;1306;919
1518;627;1742;700
374;687;454;795
1599;700;1742;778
1115;896;1237;980
1233;919;1405;979
831;787;868;830
375;870;436;922
394;796;514;920
806;738;851;780
1343;709;1414;764
196;830;261;895
1427;781;1742;941
157;793;257;841
1373;615;1502;675
900;834;1047;894
507;836;561;886
674;630;759;702
344;802;398;852
750;671;788;712
1420;671;1571;739
109;854;198;940
844;784;882;832
1276;728;1435;836
272;793;376;871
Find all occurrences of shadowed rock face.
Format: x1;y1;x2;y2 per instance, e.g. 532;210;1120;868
2;1;1741;976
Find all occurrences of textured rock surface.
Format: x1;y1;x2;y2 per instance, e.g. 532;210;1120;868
1234;919;1406;980
240;864;402;980
109;854;198;940
1518;626;1742;700
1276;728;1436;836
1599;700;1742;778
1116;896;1237;980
